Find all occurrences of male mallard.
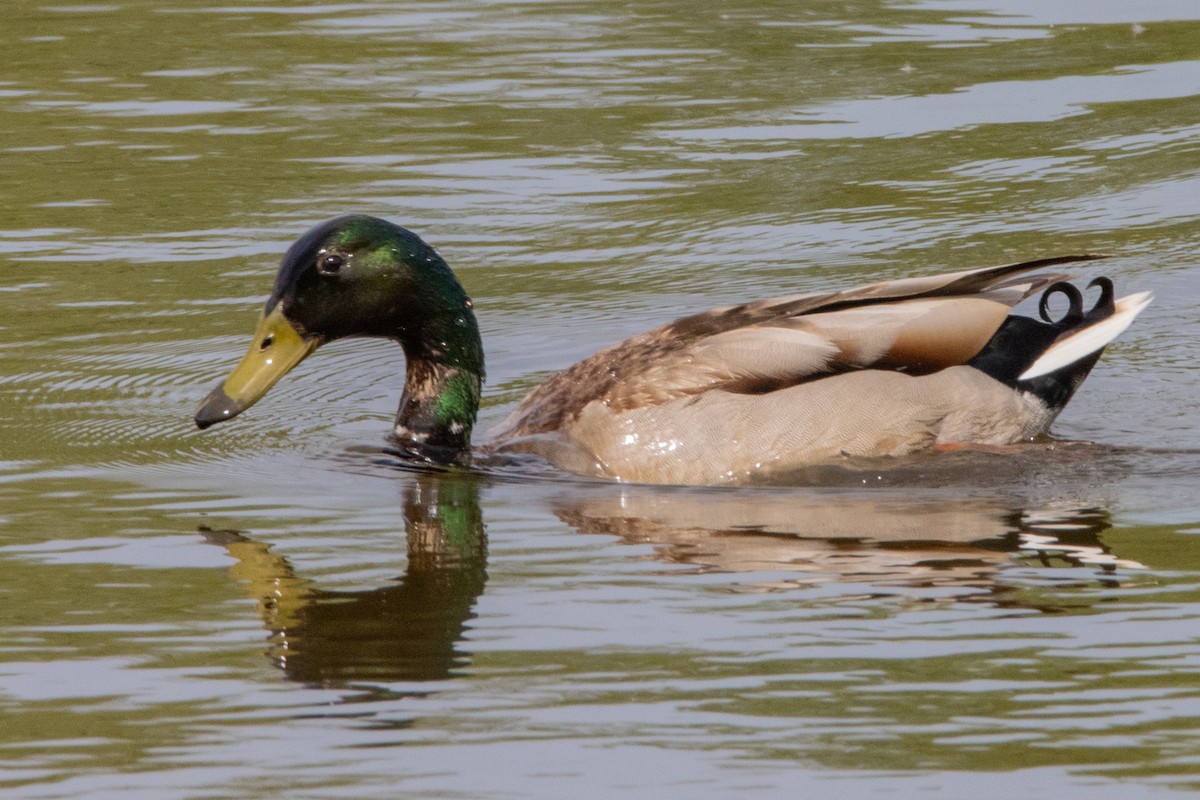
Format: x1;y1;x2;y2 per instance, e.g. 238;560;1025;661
195;215;1151;485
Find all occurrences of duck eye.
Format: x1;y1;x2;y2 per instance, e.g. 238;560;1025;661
318;253;345;275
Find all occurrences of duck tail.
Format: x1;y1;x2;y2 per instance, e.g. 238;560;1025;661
967;278;1152;413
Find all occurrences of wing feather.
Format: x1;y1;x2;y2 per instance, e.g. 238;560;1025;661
798;297;1014;370
671;327;839;391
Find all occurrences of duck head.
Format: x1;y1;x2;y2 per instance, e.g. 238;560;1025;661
195;216;484;456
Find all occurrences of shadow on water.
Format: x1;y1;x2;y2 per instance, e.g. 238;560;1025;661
197;440;1167;690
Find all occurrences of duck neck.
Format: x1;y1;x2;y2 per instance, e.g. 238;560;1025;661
393;306;484;461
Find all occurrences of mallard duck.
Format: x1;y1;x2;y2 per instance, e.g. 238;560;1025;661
195;215;1151;485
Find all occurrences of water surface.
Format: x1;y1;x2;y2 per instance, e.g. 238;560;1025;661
2;1;1200;797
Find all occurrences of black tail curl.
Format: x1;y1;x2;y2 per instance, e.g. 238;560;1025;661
1037;277;1114;326
968;277;1117;413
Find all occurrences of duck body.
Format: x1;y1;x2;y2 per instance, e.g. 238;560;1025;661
492;366;1053;484
195;216;1151;486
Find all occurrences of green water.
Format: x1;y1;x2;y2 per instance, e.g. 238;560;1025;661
2;1;1200;797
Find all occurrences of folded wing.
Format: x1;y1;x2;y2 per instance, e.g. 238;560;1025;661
491;255;1107;438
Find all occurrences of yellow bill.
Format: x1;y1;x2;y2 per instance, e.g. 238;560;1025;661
194;305;319;430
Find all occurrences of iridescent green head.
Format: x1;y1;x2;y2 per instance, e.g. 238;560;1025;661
196;216;484;457
264;216;476;344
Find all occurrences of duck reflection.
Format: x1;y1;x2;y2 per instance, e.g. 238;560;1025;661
551;485;1138;597
200;471;485;687
537;443;1142;597
202;450;1142;687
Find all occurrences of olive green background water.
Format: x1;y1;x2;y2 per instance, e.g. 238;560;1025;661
2;2;1200;798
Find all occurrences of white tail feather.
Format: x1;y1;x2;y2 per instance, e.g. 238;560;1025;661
1018;291;1152;381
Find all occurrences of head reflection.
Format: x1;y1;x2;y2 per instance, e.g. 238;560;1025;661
201;471;485;688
